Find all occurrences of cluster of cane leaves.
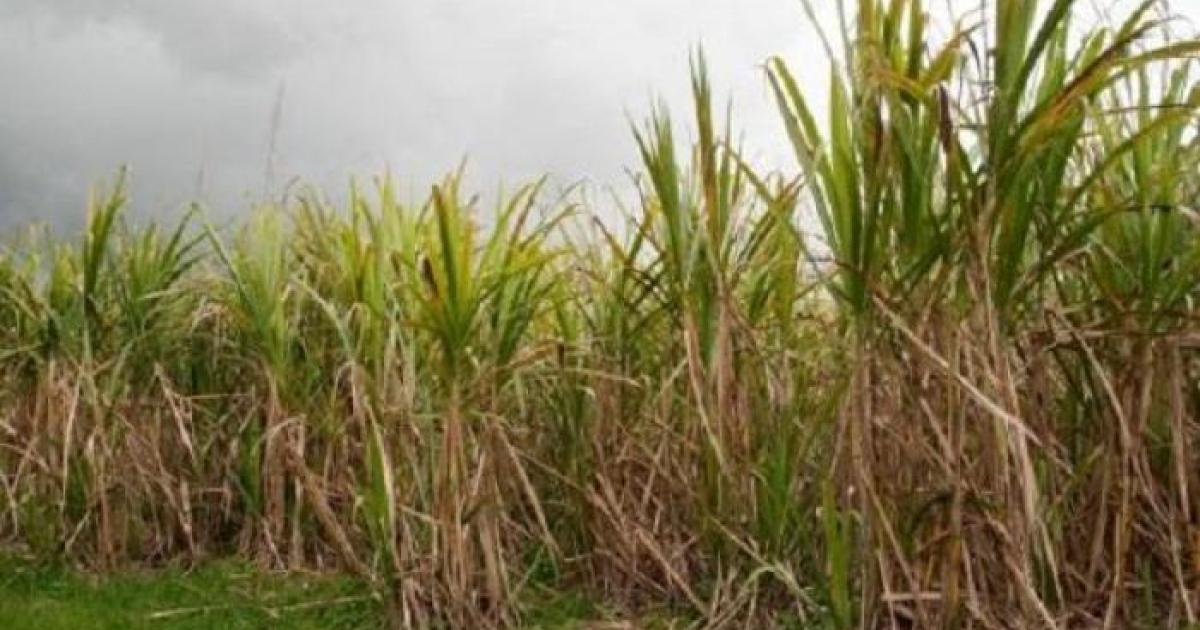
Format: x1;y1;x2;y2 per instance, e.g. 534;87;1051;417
769;0;1199;322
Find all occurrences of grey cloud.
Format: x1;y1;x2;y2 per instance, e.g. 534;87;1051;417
0;0;305;79
0;0;810;232
4;0;1193;234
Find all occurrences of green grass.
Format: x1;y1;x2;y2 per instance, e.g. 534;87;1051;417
0;556;667;630
0;556;382;630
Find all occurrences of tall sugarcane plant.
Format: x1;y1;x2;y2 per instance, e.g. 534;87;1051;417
768;0;1200;627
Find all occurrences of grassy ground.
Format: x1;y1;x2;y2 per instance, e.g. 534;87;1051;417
0;556;383;629
0;555;672;629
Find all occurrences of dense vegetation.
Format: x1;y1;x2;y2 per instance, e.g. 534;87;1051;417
2;0;1199;627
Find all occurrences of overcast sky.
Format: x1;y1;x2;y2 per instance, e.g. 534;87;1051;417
1;1;1196;232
